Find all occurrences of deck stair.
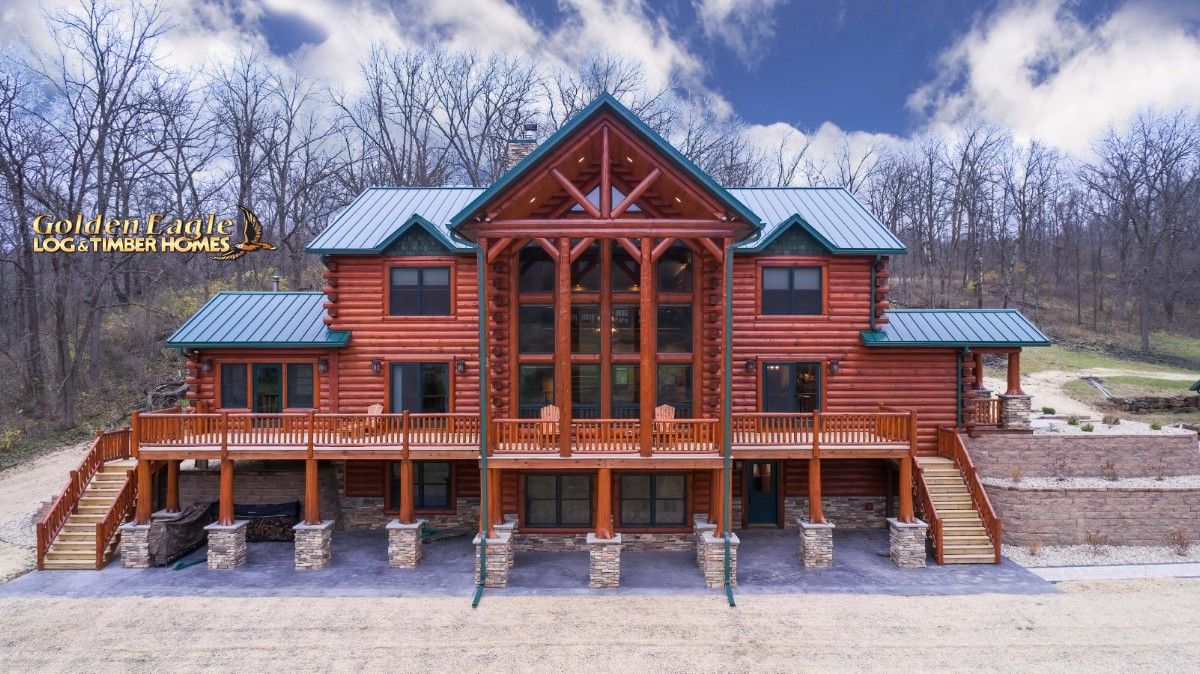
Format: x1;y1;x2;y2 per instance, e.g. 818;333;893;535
915;456;997;564
42;459;137;569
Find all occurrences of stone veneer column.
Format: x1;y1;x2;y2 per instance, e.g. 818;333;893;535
495;516;517;570
118;522;151;569
698;531;738;589
587;533;622;588
203;520;248;569
387;519;426;568
888;517;929;568
797;519;834;568
473;531;514;588
293;520;334;570
999;394;1032;430
693;515;716;566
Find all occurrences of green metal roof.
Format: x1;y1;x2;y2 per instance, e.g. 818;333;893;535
1190;380;1200;393
861;309;1050;347
731;188;907;254
448;93;763;234
166;292;350;349
307;187;478;255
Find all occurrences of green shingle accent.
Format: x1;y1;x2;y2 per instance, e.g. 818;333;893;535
861;309;1050;347
756;222;828;255
166;292;350;349
383;224;455;256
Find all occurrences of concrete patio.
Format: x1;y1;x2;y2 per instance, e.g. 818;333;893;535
0;528;1052;598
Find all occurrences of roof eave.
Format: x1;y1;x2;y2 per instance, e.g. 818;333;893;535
166;332;351;350
735;214;907;255
858;331;1052;348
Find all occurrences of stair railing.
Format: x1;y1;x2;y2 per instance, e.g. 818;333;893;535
913;456;944;565
939;426;1002;563
37;427;130;569
95;468;137;567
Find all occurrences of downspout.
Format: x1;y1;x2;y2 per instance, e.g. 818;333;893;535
722;243;736;607
956;348;965;428
869;256;879;332
472;244;490;608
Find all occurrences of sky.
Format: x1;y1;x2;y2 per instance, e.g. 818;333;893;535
3;0;1200;159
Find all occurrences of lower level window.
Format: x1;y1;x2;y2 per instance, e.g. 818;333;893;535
386;461;452;510
525;474;592;527
620;474;686;527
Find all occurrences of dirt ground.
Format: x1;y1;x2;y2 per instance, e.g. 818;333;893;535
985;367;1198;419
0;579;1198;671
0;440;91;582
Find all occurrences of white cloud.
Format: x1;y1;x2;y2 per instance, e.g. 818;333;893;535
743;121;902;186
908;0;1200;155
692;0;785;66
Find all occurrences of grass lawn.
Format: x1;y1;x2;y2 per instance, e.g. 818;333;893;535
1018;344;1195;376
1060;375;1200;428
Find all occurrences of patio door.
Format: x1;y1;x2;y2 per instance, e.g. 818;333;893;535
252;364;283;414
746;460;779;525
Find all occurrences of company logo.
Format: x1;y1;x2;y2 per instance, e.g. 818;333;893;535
31;205;275;261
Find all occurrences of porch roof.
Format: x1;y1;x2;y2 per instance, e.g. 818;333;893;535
861;309;1050;348
165;292;350;349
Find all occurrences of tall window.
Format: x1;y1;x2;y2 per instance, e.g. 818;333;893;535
657;305;693;352
612;365;639;418
656;244;692;292
220;363;247;408
389;362;449;413
761;267;822;315
525;474;592;527
389;266;451;316
657;364;692;417
518;245;555;293
386;461;452;510
611;245;639;292
285;363;314;408
571;305;600;353
572;364;600;418
518;365;555;417
570;243;600;292
762;362;820;413
620;474;686;527
219;362;314;410
519;305;555;353
611;305;639;353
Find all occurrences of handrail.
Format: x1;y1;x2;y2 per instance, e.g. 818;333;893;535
969;397;1001;427
939;426;1002;563
94;467;136;567
913;455;944;565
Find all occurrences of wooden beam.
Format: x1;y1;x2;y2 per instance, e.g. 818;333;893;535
808;457;825;524
698;237;724;260
479;226;736;239
599;240;613;419
973;350;984;390
165;460;180;513
711;466;724;533
218;458;234;526
551;168;601;218
651;237;676;262
899;456;914;523
399;458;415;524
569;237;596;262
708;468;720;525
615;237;641;260
596;467;613;538
491;468;505;526
486;238;514;263
534;237;559;260
135;457;152;524
600;126;612;217
556;237;573;457
490;218;726;228
1006;351;1024;395
612;168;661;217
639;236;655;457
304;458;320;525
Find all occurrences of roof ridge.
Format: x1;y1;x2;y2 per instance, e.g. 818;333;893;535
212;290;325;296
366;186;484;191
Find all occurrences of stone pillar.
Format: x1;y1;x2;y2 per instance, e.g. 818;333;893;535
587;533;622;588
698;531;739;589
293;520;333;570
387;519;425;569
473;531;514;588
118;522;151;569
798;519;834;568
888;517;929;568
495;517;517;570
204;520;248;569
999;394;1032;430
693;515;716;566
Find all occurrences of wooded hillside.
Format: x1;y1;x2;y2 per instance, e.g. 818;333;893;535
1;1;1197;451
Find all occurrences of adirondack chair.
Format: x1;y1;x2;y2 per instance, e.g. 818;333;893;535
654;404;676;447
539;404;560;448
366;403;384;434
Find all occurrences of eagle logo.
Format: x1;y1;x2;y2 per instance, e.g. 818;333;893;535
211;206;276;261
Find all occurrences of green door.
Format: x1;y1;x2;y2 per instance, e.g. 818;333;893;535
746;461;779;525
252;364;283;413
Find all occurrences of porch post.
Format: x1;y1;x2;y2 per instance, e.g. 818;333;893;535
303;458;320;525
399;459;415;525
135;457;152;524
165;460;181;514
491;468;504;527
711;465;724;534
556;237;572;457
973;351;984;389
898;456;914;523
217;458;234;526
808;458;825;524
638;236;655;456
1005;351;1024;395
595;467;613;538
708;468;720;524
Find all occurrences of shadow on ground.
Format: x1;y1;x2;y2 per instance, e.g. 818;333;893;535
0;528;1052;598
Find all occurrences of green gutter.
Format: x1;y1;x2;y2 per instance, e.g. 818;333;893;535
722;244;736;608
869;256;878;333
472;244;490;608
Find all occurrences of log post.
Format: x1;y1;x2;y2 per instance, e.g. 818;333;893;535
1006;351;1024;395
218;458;234;526
973;350;984;389
708;468;720;525
399;459;415;525
595;467;613;538
899;456;914;523
556;237;572;457
638;236;654;456
808;458;825;524
492;468;505;526
165;460;181;514
135;458;152;524
712;465;725;533
304;458;320;525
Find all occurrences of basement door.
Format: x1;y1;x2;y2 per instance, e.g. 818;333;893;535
746;460;779;525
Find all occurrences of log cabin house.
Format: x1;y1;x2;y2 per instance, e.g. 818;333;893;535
38;95;1049;586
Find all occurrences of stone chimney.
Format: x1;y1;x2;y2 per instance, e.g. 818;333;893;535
503;122;538;173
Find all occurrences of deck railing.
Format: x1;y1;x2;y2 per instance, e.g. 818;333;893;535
968;396;1001;428
730;411;913;454
570;418;641;453
95;470;136;567
938;426;1002;563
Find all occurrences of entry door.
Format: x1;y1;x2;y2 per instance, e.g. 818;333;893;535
746;461;779;525
252;364;283;413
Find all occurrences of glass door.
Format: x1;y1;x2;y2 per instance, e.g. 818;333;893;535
746;460;779;525
252;364;283;414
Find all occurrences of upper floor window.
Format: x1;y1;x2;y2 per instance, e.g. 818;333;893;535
656;244;692;292
761;266;822;315
570;242;600;292
389;266;450;316
762;362;820;413
389;362;449;413
519;245;555;293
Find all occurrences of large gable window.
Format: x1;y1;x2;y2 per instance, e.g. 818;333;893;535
389;266;451;316
761;267;822;315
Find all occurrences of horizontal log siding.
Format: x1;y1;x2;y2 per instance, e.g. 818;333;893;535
730;254;957;454
327;254;480;414
187;348;335;412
